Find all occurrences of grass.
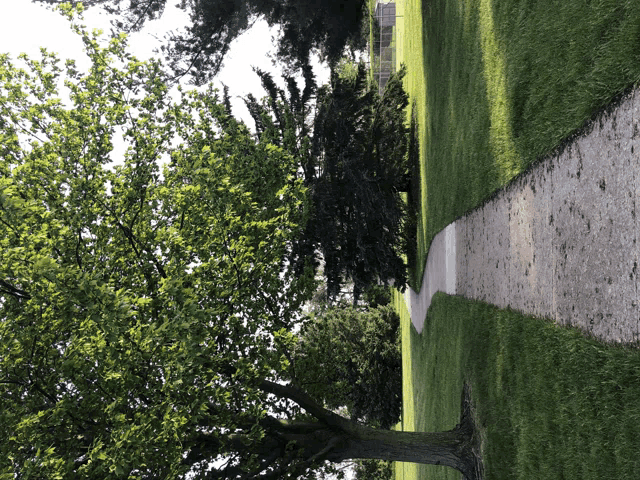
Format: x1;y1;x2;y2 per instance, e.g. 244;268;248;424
397;0;640;289
393;292;466;480
392;290;419;480
382;0;640;478
396;292;640;479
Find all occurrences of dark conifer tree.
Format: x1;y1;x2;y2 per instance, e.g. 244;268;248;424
35;0;369;84
246;63;410;303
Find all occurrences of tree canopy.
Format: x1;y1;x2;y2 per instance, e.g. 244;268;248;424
292;303;402;430
246;62;411;303
0;12;314;477
35;0;369;84
0;12;480;479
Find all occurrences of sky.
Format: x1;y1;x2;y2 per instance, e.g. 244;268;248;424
0;0;330;128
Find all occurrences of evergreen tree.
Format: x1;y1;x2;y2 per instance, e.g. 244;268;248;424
248;62;411;303
35;0;369;84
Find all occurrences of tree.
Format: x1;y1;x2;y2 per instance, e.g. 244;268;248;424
353;459;393;480
290;293;398;480
310;63;410;302
0;12;481;479
35;0;369;84
292;304;402;430
247;62;411;303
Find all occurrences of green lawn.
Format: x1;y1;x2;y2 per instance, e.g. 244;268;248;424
389;0;640;478
394;293;640;479
398;0;640;289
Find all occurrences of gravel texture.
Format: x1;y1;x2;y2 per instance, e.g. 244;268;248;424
406;89;640;344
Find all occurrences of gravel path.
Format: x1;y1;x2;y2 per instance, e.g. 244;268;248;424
406;89;640;345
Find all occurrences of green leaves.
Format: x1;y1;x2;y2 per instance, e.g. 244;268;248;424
309;63;410;302
292;304;402;429
0;12;314;479
246;61;410;304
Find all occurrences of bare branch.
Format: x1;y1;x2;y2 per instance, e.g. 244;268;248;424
0;279;31;300
258;380;351;431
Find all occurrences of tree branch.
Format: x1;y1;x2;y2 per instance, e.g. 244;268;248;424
258;380;351;431
0;279;31;300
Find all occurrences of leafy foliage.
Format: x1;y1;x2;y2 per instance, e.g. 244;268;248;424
292;304;402;430
0;10;483;480
310;63;410;301
35;0;369;84
242;64;316;182
353;459;393;480
247;63;411;303
0;10;316;478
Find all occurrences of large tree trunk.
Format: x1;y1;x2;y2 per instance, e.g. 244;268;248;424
259;380;482;479
328;422;478;478
327;383;481;479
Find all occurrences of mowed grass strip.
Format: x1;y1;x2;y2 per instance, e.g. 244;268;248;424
398;0;640;288
393;291;472;480
400;292;640;480
392;290;420;480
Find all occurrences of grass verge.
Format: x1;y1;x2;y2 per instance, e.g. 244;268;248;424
400;292;640;479
392;290;419;480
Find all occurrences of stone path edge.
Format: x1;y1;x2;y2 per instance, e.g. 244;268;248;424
405;88;640;345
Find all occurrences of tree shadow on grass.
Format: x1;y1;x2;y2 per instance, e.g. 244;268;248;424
405;104;421;289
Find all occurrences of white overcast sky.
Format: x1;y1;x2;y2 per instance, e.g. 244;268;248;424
0;0;330;127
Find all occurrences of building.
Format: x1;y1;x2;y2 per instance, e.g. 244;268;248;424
373;1;396;92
